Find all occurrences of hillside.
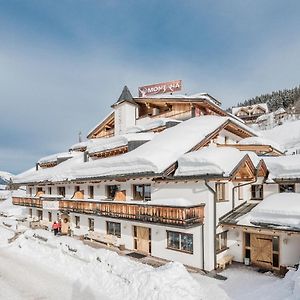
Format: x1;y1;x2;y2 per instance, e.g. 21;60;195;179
235;85;300;112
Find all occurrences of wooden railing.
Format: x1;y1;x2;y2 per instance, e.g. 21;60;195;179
12;197;42;208
12;197;204;227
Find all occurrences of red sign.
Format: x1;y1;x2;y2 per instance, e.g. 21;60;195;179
138;80;182;97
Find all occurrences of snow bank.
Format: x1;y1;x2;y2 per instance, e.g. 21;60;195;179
238;193;300;230
16;229;202;300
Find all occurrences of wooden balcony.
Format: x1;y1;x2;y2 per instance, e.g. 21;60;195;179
12;197;42;208
13;197;204;227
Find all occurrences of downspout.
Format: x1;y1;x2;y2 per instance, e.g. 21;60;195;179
204;180;217;270
201;223;205;270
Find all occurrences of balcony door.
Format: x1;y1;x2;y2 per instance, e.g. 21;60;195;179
134;226;151;254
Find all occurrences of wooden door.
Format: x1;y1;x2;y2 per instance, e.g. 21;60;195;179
250;234;273;268
136;226;150;254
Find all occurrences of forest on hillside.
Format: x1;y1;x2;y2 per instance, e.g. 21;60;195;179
235;85;300;112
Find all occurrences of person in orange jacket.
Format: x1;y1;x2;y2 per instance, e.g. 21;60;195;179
52;221;59;236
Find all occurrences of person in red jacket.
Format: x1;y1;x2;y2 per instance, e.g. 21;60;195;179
52;221;59;236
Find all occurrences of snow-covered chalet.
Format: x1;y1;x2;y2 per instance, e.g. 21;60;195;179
12;86;300;272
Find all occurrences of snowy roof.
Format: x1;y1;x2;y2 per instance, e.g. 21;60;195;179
38;152;75;164
232;103;269;115
126;118;181;134
260;120;300;151
86;111;114;138
87;133;154;154
263;155;300;180
70;140;90;151
138;92;222;106
237;193;300;231
175;146;251;177
256;112;273;122
14;116;257;184
274;107;286;115
238;136;283;152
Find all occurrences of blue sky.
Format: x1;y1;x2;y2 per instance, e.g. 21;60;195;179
1;0;300;174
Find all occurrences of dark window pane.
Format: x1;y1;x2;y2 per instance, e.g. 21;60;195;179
273;254;279;267
245;249;251;258
273;236;279;252
245;233;250;247
167;231;180;249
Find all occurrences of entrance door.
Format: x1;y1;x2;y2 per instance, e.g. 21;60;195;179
250;234;273;269
60;213;70;235
134;226;151;254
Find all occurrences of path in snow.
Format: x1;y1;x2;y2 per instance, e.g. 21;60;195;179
0;247;110;300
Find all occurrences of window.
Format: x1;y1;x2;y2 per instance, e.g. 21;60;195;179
251;184;263;200
48;187;52;195
106;185;120;199
37;210;43;221
88;186;94;199
106;221;121;237
48;212;52;222
238;185;243;200
74;186;80;192
88;218;94;231
167;231;193;254
37;187;43;192
57;186;66;197
216;231;228;253
29;188;32;196
29;208;33;218
273;236;279;268
216;183;226;202
279;184;295;193
75;216;80;228
133;184;151;201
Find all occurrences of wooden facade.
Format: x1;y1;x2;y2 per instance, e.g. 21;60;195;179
89;145;128;159
12;197;204;227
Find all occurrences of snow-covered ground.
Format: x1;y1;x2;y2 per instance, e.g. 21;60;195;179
0;196;299;300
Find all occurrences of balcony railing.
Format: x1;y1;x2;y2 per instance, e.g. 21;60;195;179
13;197;204;227
13;197;42;208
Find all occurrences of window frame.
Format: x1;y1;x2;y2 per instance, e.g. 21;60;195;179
88;185;94;199
75;216;80;228
251;184;263;200
106;185;121;199
106;221;121;238
132;184;151;201
216;183;226;202
279;184;295;193
57;186;66;197
166;231;193;254
88;218;94;231
216;231;228;254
